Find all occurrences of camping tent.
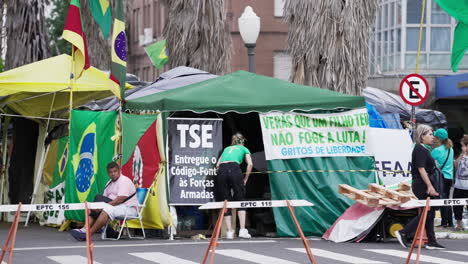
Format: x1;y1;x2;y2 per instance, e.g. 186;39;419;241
124;70;375;236
0;54;133;216
82;66;217;111
124;71;364;113
0;54;133;117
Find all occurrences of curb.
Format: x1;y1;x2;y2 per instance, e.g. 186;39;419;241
436;231;468;239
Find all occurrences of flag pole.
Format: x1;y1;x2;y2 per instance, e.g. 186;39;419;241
69;48;75;121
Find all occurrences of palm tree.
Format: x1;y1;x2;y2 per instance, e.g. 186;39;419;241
4;0;49;70
161;0;231;75
285;0;377;95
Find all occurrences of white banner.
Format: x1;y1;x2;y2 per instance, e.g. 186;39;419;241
41;182;66;226
366;128;413;187
260;108;369;160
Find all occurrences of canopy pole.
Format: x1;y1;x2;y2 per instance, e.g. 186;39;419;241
25;93;56;226
0;114;68;122
69;47;75;121
0;116;10;221
24;126;48;226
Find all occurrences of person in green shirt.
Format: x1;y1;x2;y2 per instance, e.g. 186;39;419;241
431;128;454;228
215;133;253;239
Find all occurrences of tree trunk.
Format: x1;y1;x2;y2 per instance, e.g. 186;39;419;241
285;0;377;95
4;0;49;70
161;0;231;75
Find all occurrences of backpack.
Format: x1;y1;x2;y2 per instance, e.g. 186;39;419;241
454;157;468;190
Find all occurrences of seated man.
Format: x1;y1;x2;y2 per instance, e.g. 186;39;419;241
70;162;139;241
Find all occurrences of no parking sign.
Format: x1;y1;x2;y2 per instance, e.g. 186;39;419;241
399;74;429;106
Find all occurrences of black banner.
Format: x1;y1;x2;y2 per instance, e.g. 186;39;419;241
168;118;222;205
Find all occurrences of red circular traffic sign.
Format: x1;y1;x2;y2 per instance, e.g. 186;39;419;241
399;74;429;106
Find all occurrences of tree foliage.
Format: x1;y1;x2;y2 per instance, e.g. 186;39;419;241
285;0;377;95
47;0;70;55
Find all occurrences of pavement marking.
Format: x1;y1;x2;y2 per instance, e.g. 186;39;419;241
129;252;197;264
13;239;276;251
216;249;300;264
287;248;388;264
446;251;468;257
366;249;467;264
47;255;102;264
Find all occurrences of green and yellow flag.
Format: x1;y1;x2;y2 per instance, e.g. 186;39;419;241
62;0;90;79
89;0;112;39
435;0;468;72
109;0;127;100
144;40;169;69
64;110;116;221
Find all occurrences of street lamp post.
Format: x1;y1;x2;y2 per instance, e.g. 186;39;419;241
238;6;260;73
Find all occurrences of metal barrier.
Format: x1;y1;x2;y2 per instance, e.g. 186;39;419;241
199;199;317;264
0;202;109;264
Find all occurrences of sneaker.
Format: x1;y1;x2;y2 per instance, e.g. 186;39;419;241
70;229;87;242
425;241;445;250
238;228;251;239
395;230;409;248
226;230;234;239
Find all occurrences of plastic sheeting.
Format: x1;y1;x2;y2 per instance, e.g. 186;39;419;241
364;87;447;128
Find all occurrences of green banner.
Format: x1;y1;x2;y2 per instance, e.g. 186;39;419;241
269;156;376;236
64;110;116;221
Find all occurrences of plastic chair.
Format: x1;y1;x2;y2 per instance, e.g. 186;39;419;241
102;188;149;240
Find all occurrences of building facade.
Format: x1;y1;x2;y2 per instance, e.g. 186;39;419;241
368;0;468;134
368;0;468;93
127;0;290;82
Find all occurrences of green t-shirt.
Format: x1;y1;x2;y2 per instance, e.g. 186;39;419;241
219;145;251;164
431;145;454;180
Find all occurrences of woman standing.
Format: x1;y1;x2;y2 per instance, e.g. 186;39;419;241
453;135;468;231
431;128;454;228
395;124;445;249
215;133;253;239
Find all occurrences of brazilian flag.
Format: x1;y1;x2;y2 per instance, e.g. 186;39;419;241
89;0;112;39
64;110;116;221
144;40;169;69
109;0;127;100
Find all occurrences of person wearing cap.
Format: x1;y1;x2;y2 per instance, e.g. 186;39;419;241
431;128;454;228
215;133;253;239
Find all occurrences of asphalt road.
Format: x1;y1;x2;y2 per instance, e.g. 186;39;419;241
1;224;468;264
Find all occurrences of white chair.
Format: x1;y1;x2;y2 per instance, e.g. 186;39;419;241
102;188;149;240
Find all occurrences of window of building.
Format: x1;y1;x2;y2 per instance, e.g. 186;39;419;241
406;27;426;51
273;52;292;81
389;2;395;27
407;0;426;24
383;3;388;28
396;2;402;25
133;9;138;43
429;54;450;69
274;0;285;17
431;0;450;24
396;29;401;52
430;27;450;51
153;0;160;36
405;54;427;69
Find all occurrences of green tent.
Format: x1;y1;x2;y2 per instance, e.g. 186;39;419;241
124;71;365;113
124;70;375;236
